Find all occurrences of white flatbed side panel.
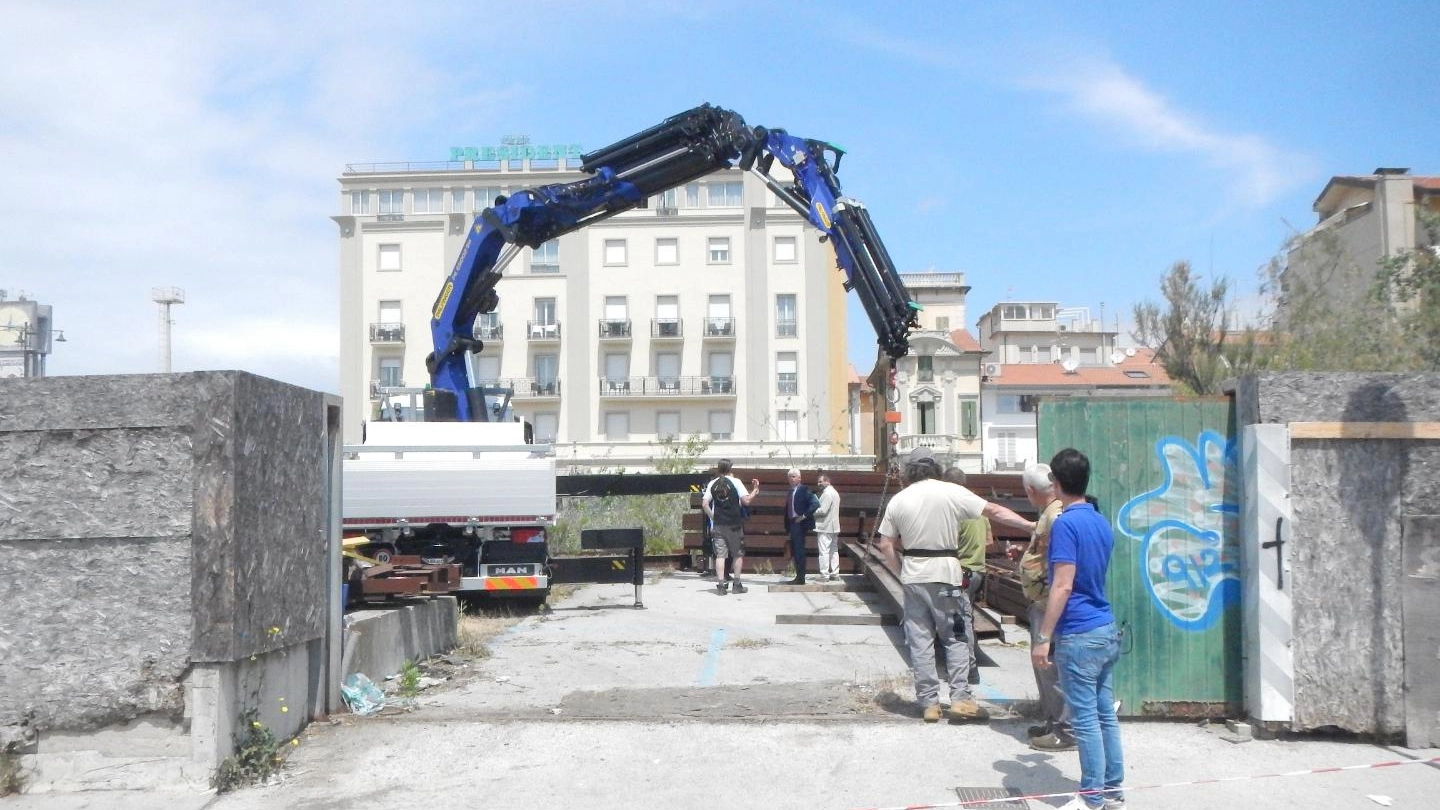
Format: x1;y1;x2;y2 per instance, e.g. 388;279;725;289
364;421;525;446
343;456;556;519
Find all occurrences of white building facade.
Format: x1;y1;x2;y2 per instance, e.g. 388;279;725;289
335;154;856;471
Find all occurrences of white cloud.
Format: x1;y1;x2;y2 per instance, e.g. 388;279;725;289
1023;59;1313;208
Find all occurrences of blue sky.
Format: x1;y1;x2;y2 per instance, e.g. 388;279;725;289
2;1;1435;392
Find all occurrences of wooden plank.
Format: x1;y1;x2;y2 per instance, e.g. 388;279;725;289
775;613;898;626
1289;421;1440;440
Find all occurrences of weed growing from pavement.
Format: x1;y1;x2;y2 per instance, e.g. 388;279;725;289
845;672;914;714
730;637;775;649
212;710;291;793
398;660;422;698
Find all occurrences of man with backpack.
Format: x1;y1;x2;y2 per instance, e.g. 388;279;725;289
701;459;760;595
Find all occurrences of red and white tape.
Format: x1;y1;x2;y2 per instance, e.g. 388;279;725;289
852;755;1440;810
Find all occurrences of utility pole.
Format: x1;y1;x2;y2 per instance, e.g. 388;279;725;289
152;287;185;373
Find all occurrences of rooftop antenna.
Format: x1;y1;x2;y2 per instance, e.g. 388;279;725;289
152;287;185;372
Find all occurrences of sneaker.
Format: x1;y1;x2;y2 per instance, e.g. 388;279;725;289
946;699;989;722
717;581;729;595
922;704;944;723
1027;721;1052;738
731;581;747;594
1101;798;1126;809
1054;797;1103;810
1028;730;1078;752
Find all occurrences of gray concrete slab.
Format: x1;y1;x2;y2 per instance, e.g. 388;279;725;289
9;570;1438;809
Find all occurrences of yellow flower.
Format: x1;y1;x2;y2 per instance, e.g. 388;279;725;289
251;721;262;729
281;706;289;713
290;739;300;747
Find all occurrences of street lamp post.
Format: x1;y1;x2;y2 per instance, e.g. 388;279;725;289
0;323;65;378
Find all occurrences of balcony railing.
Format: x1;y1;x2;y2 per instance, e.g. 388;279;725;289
776;375;798;395
703;317;735;338
651;318;682;338
598;319;632;339
776;319;798;338
526;320;561;340
474;323;503;341
594;376;736;396
895;434;968;456
369;379;405;397
369;322;405;343
500;377;561;397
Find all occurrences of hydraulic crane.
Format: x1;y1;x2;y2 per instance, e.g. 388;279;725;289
425;103;920;421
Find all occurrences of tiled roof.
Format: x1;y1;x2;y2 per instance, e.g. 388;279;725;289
947;328;985;353
988;358;1171;388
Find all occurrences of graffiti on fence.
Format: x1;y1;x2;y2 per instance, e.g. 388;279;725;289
1117;430;1239;631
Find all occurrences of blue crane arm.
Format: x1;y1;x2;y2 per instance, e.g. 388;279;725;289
426;104;918;421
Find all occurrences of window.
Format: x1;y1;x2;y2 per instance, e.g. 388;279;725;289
706;295;733;336
655;238;678;265
1037;306;1054;320
707;181;743;207
378;300;401;323
474;312;501;340
998;395;1022;414
656;352;680;388
1124;370;1151;379
350;191;370;215
604;352;629;390
474;186;501;209
936;316;950;331
961;400;978;440
378;244;401;272
775;294;797;337
605;412;630;440
533;412;558;444
656;411;680;440
1002;304;1026;320
777;410;799;441
707;237;730;263
450;188;468;213
533;298;556;325
709;410;733;440
474;355;501;383
604;239;627;265
773;236;797;263
378;357;402;388
378;189;403;215
534;353;558;383
604;296;627;321
917;401;935;434
1038;346;1053;363
656;189;680;212
996;430;1017;465
776;352;798;395
413;187;443;214
684;183;701;208
532;240;559;273
708;351;733;378
917;355;934;382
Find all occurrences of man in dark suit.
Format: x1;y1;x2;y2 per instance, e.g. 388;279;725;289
783;468;819;584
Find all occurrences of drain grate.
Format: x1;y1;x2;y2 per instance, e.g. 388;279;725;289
951;786;1030;809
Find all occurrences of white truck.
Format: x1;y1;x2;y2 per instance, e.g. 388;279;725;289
342;420;556;600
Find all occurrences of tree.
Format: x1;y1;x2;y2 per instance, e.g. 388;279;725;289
1372;208;1440;370
1133;261;1261;395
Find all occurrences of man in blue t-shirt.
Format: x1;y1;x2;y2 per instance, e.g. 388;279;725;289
1031;448;1126;810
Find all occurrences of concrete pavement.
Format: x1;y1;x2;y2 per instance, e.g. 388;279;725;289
9;571;1439;808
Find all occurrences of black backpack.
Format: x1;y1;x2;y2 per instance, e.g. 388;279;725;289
709;476;743;526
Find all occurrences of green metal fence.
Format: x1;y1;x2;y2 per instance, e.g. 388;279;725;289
1038;397;1241;717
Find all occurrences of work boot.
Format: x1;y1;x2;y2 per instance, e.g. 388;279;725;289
922;704;944;723
731;580;747;594
717;581;729;595
946;699;989;722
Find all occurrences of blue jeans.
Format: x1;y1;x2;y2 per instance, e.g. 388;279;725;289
1055;622;1124;807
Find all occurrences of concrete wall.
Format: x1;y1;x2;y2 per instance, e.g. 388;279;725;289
343;598;458;683
0;371;342;787
1235;372;1440;735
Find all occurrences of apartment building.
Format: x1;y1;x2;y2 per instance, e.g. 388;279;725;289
335;153;854;470
1282;167;1440;319
885;272;986;471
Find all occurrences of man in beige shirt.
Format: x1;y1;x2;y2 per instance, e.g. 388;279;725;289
1020;462;1074;751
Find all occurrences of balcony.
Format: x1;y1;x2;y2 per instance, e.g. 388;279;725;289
597;319;632;339
369;322;405;343
592;376;737;397
703;317;735;338
776;375;798;395
507;377;561;398
474;323;503;342
776;319;798;338
527;320;561;341
896;434;967;456
369;379;405;397
651;318;683;339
